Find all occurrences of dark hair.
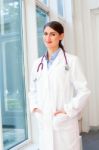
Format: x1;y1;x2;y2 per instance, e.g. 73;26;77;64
43;21;65;52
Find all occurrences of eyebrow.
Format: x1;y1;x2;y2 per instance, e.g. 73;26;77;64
44;31;57;34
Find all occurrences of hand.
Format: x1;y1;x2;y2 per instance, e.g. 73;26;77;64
54;110;66;116
33;108;42;113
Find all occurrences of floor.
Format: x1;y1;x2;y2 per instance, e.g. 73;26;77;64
3;128;99;150
81;130;99;150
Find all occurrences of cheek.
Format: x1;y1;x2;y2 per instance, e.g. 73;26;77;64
55;36;60;41
53;38;60;44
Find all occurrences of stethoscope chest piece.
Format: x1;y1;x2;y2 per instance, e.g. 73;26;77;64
65;64;69;71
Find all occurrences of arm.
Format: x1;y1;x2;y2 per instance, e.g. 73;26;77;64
64;56;91;118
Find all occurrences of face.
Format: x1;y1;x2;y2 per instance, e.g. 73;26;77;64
43;26;64;51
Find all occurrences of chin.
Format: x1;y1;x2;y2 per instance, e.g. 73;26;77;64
45;45;52;49
45;44;55;49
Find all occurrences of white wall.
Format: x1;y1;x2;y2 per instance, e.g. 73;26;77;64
73;0;99;131
64;0;75;54
90;0;99;9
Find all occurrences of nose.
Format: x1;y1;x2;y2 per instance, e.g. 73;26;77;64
46;34;51;42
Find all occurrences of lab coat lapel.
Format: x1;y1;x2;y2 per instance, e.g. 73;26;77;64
42;50;62;113
48;50;63;74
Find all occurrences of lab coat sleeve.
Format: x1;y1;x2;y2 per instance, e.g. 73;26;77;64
64;56;91;118
28;64;39;113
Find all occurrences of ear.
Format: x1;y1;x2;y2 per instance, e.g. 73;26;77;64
59;33;64;40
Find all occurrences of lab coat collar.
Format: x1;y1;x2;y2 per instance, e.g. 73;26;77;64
43;48;65;74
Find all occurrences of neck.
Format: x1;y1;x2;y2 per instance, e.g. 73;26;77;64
47;47;59;60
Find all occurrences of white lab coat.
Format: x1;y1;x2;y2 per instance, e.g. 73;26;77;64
29;50;90;150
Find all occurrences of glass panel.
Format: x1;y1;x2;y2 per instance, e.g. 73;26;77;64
36;7;48;57
57;0;64;16
40;0;48;5
0;0;20;34
0;0;28;150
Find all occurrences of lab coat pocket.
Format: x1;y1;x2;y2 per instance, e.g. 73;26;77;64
53;113;69;130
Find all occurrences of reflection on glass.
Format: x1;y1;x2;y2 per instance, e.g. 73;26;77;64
40;0;48;5
36;7;48;57
57;0;64;16
0;0;28;150
0;0;20;34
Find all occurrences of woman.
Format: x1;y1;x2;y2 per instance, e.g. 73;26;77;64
29;21;90;150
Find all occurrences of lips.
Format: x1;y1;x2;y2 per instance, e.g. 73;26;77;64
46;41;52;44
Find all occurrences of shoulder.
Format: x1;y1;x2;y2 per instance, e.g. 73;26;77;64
66;52;79;64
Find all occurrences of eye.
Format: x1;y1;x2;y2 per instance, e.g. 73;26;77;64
51;33;55;36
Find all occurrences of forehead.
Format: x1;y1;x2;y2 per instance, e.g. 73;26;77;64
44;26;58;33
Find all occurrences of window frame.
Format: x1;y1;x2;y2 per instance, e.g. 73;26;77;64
36;0;49;13
57;0;65;18
57;0;66;22
38;0;48;5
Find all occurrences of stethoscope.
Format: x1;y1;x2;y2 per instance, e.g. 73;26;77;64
37;49;69;72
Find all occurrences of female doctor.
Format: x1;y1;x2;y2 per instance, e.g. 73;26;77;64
29;21;90;150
